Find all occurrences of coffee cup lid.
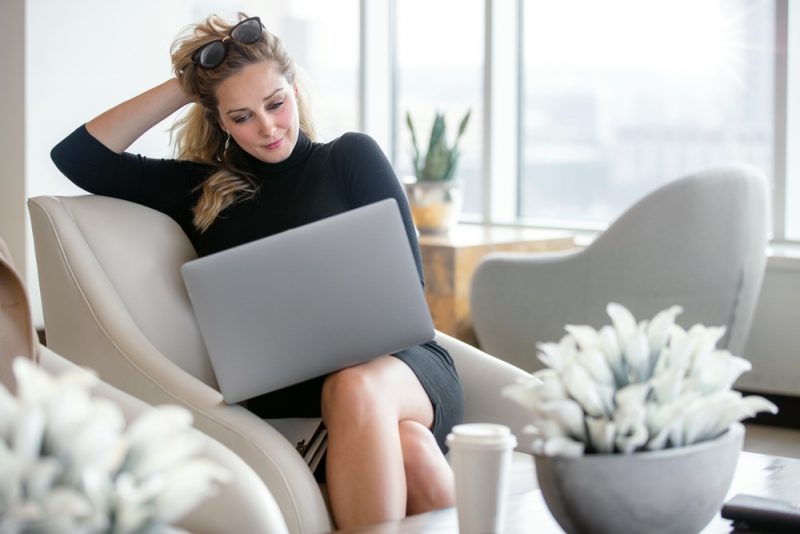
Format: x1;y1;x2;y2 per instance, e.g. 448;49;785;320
446;423;517;450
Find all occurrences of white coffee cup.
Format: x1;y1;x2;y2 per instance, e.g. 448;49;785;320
447;423;517;534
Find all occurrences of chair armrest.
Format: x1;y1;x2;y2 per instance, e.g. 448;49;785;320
470;249;588;371
38;346;290;534
434;331;534;448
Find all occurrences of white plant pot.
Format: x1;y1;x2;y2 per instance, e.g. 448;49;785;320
403;178;462;234
534;423;744;534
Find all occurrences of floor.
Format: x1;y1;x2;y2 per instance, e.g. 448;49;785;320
743;423;800;459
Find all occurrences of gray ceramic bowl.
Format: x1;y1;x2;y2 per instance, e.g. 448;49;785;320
534;423;744;534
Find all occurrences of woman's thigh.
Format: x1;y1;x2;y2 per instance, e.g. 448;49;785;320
322;355;435;429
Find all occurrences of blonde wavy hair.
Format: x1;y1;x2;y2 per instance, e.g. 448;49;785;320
170;13;316;232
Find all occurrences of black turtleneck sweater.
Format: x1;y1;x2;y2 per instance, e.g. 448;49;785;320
50;125;463;452
51;125;423;283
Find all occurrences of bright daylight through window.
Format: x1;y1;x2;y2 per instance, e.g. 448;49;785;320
520;0;775;227
395;0;484;214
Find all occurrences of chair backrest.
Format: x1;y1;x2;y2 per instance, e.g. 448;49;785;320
471;164;769;367
583;164;768;354
28;195;216;387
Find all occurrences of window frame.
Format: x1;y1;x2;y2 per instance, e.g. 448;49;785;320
363;0;796;245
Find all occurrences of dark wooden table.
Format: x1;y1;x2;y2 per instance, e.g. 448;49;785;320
334;451;800;533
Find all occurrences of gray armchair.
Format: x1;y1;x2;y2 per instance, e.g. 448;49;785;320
28;194;536;533
470;164;769;372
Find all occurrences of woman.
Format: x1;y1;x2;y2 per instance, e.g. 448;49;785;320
50;14;464;529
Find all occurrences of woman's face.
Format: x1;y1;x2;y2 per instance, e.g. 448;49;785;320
215;60;300;164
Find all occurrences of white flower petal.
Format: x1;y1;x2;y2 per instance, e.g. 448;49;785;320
564;324;600;350
576;348;616;386
645;401;683;437
538;399;587;442
125;405;194;450
562;365;608;417
22;456;62;501
687;325;726;374
586;417;616;453
615;382;651;408
597;325;626;386
691;351;752;394
501;382;540;412
650;365;684;404
607;302;637;347
152;459;230;523
742;395;778;416
531;369;567;401
13;405;46;460
41;486;93;519
647;305;683;356
128;436;204;482
13;358;55;404
615;421;648;454
622;328;651;382
538;335;579;371
683;402;728;445
613;400;648;453
541;436;585;457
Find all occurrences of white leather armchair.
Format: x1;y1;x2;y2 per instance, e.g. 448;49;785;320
28;194;536;532
1;238;289;534
471;164;769;372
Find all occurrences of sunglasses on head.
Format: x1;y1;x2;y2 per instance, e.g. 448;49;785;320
192;16;264;69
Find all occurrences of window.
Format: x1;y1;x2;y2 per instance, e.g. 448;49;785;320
784;0;800;241
272;0;360;140
520;0;775;226
394;0;484;214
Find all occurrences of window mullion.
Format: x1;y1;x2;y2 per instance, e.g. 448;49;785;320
783;0;800;242
359;0;394;158
773;0;789;241
483;0;520;224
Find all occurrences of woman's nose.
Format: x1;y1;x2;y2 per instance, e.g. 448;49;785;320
257;113;276;137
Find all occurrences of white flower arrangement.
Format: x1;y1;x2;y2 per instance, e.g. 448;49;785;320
503;303;778;457
0;357;230;533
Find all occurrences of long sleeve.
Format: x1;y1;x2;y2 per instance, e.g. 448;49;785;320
331;132;425;286
50;125;208;228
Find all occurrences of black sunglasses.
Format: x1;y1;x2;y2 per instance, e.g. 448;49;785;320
192;17;264;69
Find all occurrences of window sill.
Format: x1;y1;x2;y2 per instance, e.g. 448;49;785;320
457;221;800;271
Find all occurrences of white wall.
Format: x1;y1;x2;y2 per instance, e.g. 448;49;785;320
739;258;800;396
18;0;267;324
0;0;26;275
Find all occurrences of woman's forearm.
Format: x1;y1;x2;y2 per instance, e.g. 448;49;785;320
86;78;193;153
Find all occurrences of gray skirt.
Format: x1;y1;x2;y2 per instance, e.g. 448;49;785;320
245;339;464;454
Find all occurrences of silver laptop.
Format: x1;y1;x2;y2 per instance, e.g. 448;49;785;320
181;198;435;404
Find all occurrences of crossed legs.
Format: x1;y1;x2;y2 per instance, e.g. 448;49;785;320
321;355;455;529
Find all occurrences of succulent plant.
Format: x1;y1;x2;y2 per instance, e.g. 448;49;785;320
406;110;471;182
0;357;230;532
503;303;778;457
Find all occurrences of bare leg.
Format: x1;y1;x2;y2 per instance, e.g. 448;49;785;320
399;419;455;515
322;355;453;529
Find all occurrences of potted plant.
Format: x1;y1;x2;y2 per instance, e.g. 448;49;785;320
404;109;471;233
0;357;230;533
503;303;778;534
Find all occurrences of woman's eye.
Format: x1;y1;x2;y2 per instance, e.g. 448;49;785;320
268;101;284;111
233;114;250;124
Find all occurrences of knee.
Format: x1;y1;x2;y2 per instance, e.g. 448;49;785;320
398;420;441;469
321;366;383;424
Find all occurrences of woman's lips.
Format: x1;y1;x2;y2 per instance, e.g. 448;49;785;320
264;138;283;150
